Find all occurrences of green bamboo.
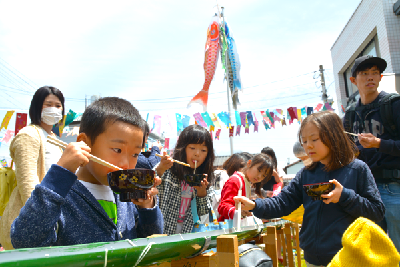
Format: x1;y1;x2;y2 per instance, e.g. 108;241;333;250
0;221;287;267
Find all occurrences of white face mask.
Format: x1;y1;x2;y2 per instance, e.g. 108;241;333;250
41;107;62;126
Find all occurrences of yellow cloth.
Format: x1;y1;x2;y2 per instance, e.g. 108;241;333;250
281;205;304;224
0;167;17;216
0;125;46;250
328;217;400;267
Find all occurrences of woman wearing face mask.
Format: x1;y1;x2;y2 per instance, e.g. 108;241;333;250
0;86;65;250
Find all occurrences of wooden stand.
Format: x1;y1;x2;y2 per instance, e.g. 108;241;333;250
149;223;302;267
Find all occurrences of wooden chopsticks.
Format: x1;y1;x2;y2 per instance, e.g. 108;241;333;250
343;131;358;137
46;135;122;171
155;154;191;167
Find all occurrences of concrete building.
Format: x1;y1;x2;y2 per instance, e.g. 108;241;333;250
331;0;400;114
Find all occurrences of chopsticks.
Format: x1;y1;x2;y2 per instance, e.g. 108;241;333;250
155;154;191;167
47;135;122;171
343;131;358;137
194;160;197;174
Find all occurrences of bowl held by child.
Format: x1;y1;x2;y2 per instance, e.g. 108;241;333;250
184;174;205;187
107;169;155;202
303;182;334;201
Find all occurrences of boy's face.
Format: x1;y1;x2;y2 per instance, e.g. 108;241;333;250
349;66;382;95
78;121;143;185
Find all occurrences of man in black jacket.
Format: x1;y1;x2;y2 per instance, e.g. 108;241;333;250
345;55;400;252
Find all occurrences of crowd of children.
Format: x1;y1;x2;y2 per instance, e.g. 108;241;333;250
1;71;399;266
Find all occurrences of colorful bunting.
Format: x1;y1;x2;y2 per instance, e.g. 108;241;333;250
1;111;14;130
0;159;7;167
297;108;302;123
246;111;254;126
66;127;80;137
315;103;323;111
235;125;241;136
193;113;207;127
239;112;247;127
217;112;231;128
182;115;191;129
229;126;234;137
235;111;241;126
307;107;313;115
15;113;27;136
210;113;221;128
324;102;334;111
2;130;14;143
215;129;221;140
152;115;162;135
176;113;183;133
164;138;170;149
64;109;77;126
201;112;214;127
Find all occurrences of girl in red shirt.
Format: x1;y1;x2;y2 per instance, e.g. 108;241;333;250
218;153;273;221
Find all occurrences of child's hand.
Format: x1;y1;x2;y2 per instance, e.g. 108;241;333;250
321;179;343;204
155;151;174;177
234;196;256;211
57;141;91;173
241;210;252;217
132;176;162;209
194;175;208;197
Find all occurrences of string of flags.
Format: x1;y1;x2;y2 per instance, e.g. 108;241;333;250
0;109;81;146
0;102;334;146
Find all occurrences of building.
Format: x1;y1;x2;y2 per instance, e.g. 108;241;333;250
331;0;400;114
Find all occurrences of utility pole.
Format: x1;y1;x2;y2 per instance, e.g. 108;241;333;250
220;6;234;156
319;65;327;103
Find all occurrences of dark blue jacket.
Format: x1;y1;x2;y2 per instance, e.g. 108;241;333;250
347;91;400;183
252;159;385;266
136;146;161;169
11;165;163;248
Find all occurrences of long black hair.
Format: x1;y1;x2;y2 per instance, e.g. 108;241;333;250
171;125;215;184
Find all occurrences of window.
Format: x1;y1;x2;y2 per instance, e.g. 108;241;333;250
343;36;379;98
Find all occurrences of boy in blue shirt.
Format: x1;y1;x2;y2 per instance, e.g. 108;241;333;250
11;97;163;248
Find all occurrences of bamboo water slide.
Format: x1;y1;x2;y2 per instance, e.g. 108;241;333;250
0;220;289;267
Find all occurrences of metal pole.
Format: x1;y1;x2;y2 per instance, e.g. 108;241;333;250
319;65;327;103
220;6;234;156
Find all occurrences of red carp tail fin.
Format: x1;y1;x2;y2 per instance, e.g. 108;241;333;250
187;89;209;112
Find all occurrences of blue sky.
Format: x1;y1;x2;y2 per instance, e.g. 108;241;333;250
0;0;361;168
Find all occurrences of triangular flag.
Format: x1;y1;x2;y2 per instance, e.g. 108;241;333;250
229;126;234;137
193;113;207;127
215;129;221;140
315;103;323;111
64;109;77;126
164;138;170;149
176;113;183;133
2;130;14;143
235;111;241;126
324;102;334;111
307;107;313;115
15;113;27;135
152;115;162;135
201;112;214;127
1;111;15;130
235;125;241;136
246;111;254;126
58;115;67;137
182;115;191;129
211;113;221;128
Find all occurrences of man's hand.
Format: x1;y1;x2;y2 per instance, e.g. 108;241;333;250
194;176;208;197
358;133;381;149
321;179;343;204
233;196;256;211
133;176;162;209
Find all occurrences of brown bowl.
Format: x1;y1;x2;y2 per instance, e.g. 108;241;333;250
303;182;334;201
184;174;205;187
107;169;155;202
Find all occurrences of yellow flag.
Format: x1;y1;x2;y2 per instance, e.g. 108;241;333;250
0;111;15;130
211;113;222;129
297;109;302;123
58;115;67;137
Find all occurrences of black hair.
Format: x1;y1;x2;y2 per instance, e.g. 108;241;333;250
143;120;150;147
79;97;144;145
242;153;274;197
353;63;382;78
29;86;65;125
222;152;253;177
171;125;215;184
260;147;278;170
